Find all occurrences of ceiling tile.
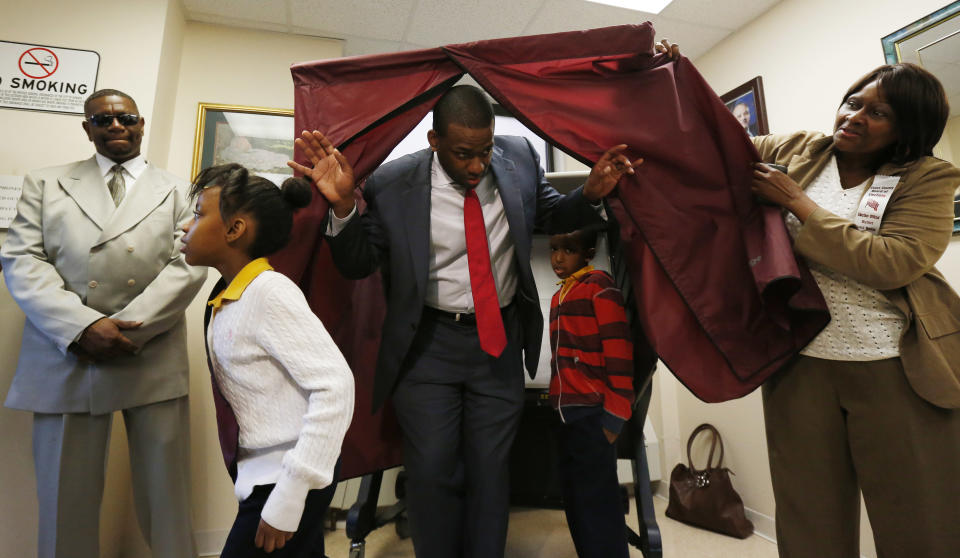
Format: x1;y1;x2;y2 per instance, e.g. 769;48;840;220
187;12;290;35
403;0;547;46
332;35;407;57
183;0;288;25
399;42;436;52
522;0;658;36
290;0;418;42
181;0;786;63
653;15;733;59
522;0;730;60
659;0;780;30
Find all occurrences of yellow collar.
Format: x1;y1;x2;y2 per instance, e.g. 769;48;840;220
558;265;594;301
208;258;273;312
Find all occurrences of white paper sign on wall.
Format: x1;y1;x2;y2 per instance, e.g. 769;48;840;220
0;41;99;115
0;175;24;229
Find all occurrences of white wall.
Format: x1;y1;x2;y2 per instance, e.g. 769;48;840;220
0;3;181;556
943;116;960;165
0;4;342;557
646;1;960;556
0;0;173;175
148;0;189;170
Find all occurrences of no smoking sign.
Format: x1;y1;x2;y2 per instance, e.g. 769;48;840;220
19;47;59;79
1;40;99;115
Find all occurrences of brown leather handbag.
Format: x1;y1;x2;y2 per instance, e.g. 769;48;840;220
665;423;754;538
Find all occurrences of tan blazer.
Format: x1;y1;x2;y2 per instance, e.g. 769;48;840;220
0;156;207;414
754;132;960;408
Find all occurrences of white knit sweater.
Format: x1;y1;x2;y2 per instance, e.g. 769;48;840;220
206;270;354;531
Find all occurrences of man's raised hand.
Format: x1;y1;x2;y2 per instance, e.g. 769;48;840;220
287;130;357;218
583;144;644;202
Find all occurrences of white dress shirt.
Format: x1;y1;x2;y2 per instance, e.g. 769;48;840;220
94;152;147;197
328;152;518;312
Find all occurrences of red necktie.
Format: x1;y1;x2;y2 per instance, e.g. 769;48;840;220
464;188;507;357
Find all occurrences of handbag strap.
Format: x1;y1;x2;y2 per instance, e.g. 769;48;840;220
685;423;725;474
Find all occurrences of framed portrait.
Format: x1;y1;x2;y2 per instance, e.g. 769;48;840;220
191;103;295;185
721;77;769;138
954;195;960;235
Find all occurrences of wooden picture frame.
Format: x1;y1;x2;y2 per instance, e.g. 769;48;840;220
191;103;295;184
720;77;769;138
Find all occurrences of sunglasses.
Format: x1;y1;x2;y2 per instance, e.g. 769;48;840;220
87;113;140;127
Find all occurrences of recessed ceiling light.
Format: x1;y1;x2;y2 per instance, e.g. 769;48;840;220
584;0;674;14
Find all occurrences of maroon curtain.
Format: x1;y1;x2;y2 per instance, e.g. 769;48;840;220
272;23;829;479
270;49;464;479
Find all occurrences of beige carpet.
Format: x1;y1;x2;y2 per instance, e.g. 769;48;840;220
322;496;779;558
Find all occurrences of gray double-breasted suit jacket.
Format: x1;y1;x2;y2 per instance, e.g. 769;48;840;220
1;156;207;414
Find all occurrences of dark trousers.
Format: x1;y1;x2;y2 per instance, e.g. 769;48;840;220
391;305;525;558
220;462;340;558
556;411;629;558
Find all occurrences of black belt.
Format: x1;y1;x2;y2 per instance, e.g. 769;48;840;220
422;301;514;325
422;305;478;325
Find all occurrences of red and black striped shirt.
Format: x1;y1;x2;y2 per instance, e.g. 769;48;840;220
549;268;634;434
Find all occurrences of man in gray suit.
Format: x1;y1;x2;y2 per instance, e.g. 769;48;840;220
0;89;206;558
291;85;639;558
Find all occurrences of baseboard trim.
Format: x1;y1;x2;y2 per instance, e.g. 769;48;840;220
195;528;229;557
653;491;870;558
743;505;776;543
652;490;776;542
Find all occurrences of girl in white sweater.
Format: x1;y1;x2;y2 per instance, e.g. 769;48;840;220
181;163;354;557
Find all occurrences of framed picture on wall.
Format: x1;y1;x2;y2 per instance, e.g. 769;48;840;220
954;194;960;235
880;1;960;64
191;103;295;185
721;77;769;138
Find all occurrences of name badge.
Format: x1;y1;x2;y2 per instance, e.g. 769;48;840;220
854;175;899;233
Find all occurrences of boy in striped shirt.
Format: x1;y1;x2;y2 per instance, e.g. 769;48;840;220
548;225;634;558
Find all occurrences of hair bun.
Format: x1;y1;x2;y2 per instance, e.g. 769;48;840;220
280;176;312;209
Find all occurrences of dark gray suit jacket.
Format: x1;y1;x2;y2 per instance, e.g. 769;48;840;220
327;135;600;411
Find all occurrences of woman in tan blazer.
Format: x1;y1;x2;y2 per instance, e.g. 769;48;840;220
751;63;960;558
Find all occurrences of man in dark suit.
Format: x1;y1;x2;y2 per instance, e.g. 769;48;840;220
290;85;638;558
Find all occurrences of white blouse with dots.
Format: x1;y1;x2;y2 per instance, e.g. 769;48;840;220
784;156;906;361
